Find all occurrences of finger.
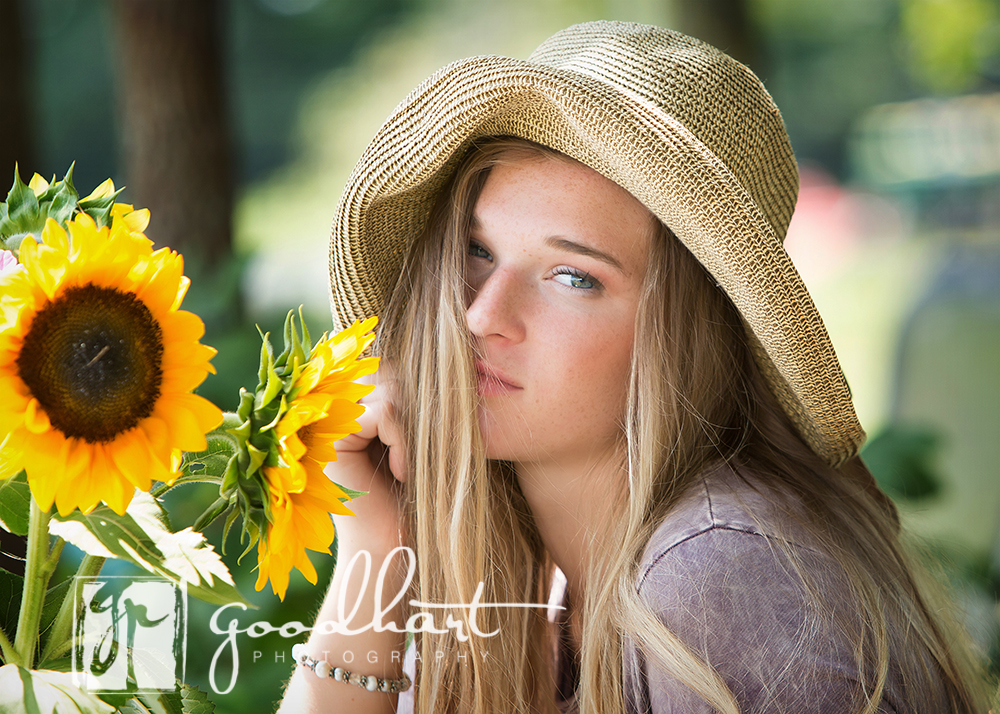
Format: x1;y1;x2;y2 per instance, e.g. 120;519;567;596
378;401;408;483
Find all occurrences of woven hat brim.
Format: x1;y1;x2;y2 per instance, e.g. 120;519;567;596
330;54;865;467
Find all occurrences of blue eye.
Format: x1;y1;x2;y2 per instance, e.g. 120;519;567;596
468;241;492;261
553;268;601;291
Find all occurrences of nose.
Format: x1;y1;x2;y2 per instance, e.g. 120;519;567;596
465;268;526;343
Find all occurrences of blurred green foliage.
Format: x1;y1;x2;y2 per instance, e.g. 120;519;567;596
900;0;1000;93
862;423;944;502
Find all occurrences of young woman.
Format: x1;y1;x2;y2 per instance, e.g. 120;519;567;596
279;21;990;714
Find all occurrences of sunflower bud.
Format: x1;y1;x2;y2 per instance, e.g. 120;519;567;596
217;309;378;598
0;166;144;256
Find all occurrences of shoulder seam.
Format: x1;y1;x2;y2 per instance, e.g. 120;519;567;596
635;524;766;594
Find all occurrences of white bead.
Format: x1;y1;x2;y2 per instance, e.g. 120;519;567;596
333;667;343;682
291;644;304;662
314;660;331;678
379;680;390;692
366;676;379;692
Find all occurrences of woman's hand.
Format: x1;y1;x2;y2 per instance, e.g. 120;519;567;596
325;369;409;553
278;369;412;714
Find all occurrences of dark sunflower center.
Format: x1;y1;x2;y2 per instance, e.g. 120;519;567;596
17;284;164;443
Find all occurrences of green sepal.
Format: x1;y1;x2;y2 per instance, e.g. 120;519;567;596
256;357;284;412
257;394;286;433
2;167;42;239
242;442;267;480
35;172;79;229
256;326;272;387
235;388;254;423
77;188;124;229
220;504;241;557
219;456;241;498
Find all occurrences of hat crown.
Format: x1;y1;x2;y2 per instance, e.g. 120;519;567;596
528;21;799;239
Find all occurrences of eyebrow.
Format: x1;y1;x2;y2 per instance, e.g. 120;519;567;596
469;216;626;274
544;236;625;273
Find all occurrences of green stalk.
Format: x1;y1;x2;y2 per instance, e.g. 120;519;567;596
38;554;105;665
13;498;53;667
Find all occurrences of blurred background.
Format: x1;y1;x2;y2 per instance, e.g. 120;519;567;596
2;0;999;710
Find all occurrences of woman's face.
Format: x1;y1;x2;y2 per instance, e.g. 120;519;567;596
465;154;653;469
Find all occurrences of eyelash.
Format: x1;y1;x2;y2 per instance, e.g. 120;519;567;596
552;267;602;291
467;241;604;292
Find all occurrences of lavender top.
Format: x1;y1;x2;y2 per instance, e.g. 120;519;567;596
558;461;951;713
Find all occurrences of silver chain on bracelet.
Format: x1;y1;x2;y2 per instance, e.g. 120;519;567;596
291;644;412;693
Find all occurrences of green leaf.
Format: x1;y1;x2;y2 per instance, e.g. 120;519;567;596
178;684;215;714
179;428;239;482
49;494;248;609
0;568;23;645
99;682;215;714
101;687;181;714
0;664;115;714
337;485;369;502
50;505;161;564
861;424;944;503
39;577;72;645
0;470;31;535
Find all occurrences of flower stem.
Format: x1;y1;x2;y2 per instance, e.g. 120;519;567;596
38;554;105;666
13;498;53;667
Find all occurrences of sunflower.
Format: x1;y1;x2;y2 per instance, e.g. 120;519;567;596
0;212;222;516
254;317;379;600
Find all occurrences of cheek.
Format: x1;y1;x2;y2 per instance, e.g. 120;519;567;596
545;320;635;415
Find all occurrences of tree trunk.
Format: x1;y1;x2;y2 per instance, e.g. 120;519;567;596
674;0;760;74
112;0;234;265
0;0;35;187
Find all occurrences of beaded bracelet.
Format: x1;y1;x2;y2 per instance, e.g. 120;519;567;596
291;644;412;694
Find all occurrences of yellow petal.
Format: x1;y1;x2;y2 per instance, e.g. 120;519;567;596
138;416;171;461
121;208;150;234
22;430;69;512
134;251;185;317
108;430;157;492
153;393;221;452
0;375;29;433
28;174;50;196
84;178;115;201
0;432;26;480
159;309;205;343
160;366;212;394
20;236;66;300
23;399;52;434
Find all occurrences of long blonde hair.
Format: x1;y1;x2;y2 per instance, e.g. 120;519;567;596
375;137;991;713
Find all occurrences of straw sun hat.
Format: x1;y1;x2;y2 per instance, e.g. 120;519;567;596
329;20;865;467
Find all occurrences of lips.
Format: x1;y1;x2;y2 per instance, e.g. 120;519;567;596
475;360;522;395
